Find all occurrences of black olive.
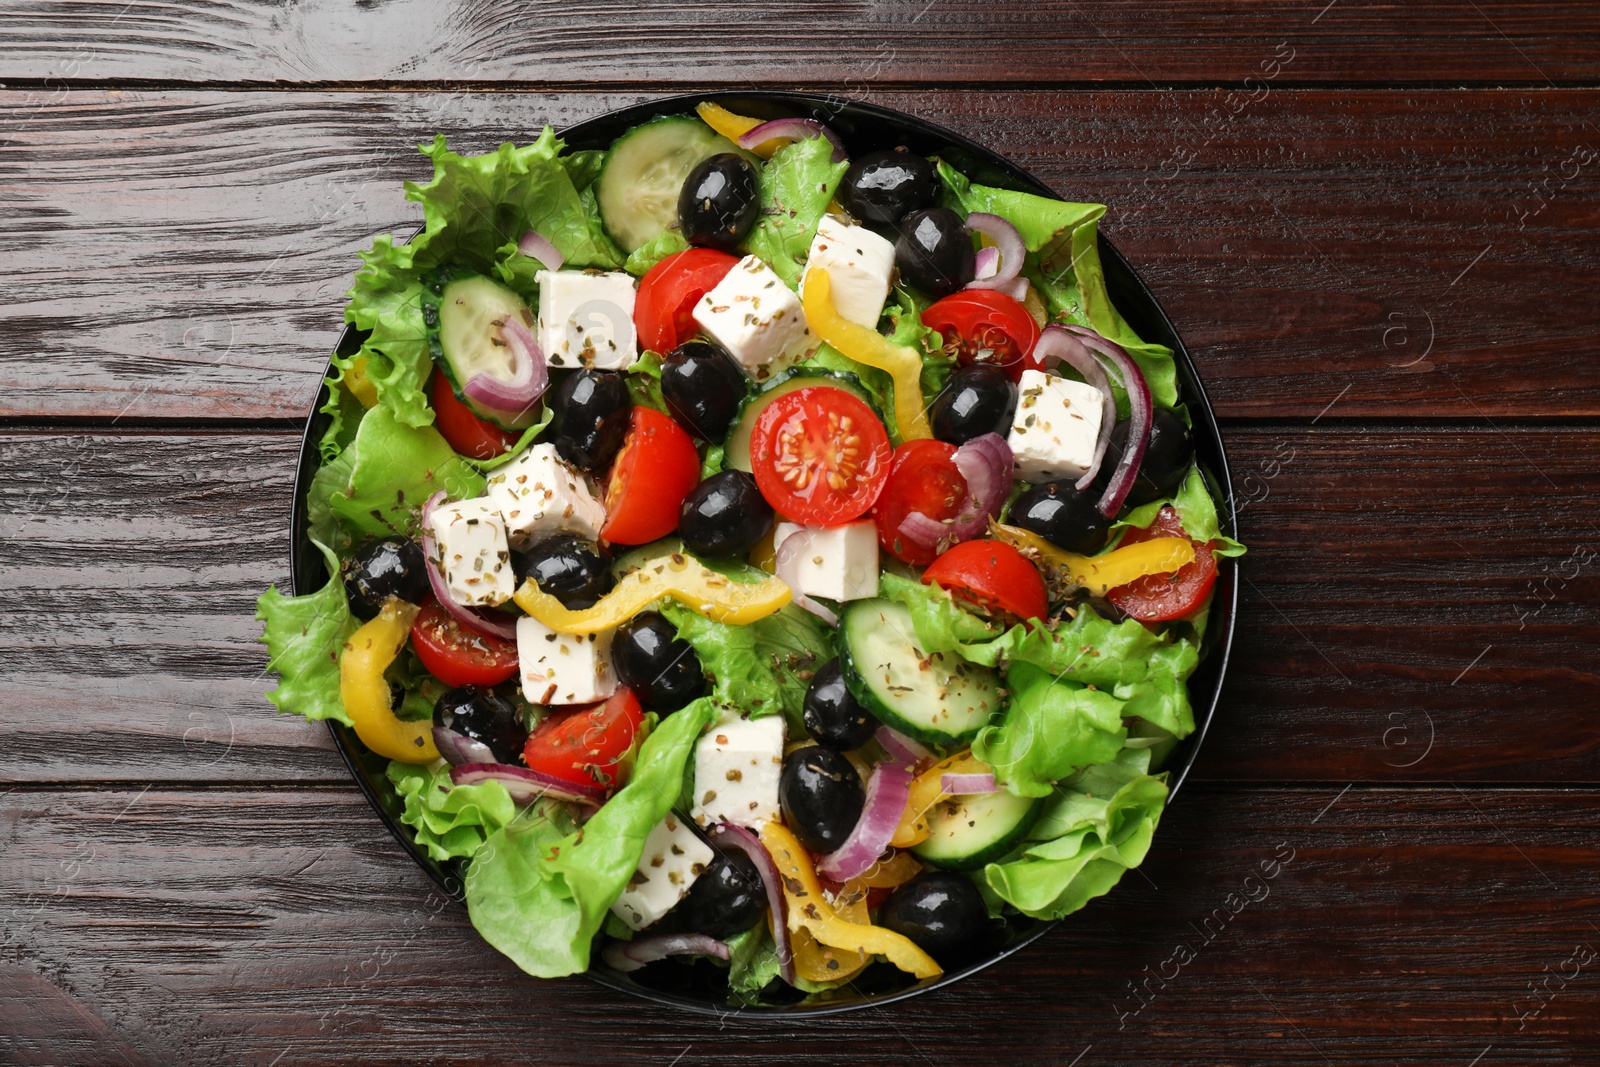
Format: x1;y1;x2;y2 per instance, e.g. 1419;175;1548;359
678;470;773;559
433;685;528;765
343;536;429;619
931;364;1019;445
612;611;705;712
548;368;630;473
1098;409;1193;509
513;534;613;609
1008;479;1111;554
674;846;767;940
678;153;761;252
838;148;940;227
779;746;865;854
802;660;877;750
660;341;748;441
877;872;991;963
895;207;975;298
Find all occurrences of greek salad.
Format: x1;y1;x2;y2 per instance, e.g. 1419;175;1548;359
257;101;1245;1004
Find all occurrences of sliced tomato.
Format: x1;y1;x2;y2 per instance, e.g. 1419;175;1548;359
409;597;519;687
921;290;1042;381
600;406;703;545
1106;505;1217;622
431;372;522;460
634;248;741;354
923;539;1048;621
872;439;965;566
522;688;645;791
749;386;893;526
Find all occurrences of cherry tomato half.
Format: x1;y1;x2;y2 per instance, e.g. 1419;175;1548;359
922;290;1042;381
600;406;703;545
1106;505;1217;622
749;386;893;526
431;373;522;460
634;248;741;354
923;539;1048;621
522;687;645;792
409;597;520;687
872;439;965;566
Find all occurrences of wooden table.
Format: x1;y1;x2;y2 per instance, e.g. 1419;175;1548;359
4;3;1598;1063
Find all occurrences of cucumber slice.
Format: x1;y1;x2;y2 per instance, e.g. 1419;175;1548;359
596;116;752;253
838;599;1003;746
421;270;540;429
912;789;1040;871
723;369;876;473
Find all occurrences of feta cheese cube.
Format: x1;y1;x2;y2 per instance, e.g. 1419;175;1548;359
536;269;639;371
800;215;896;327
1006;368;1106;484
691;255;812;381
426;496;514;606
516;615;616;706
691;716;784;830
610;813;714;931
772;521;879;602
484;442;605;550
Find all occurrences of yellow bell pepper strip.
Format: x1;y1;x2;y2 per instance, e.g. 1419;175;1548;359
343;355;379;409
855;850;924;889
991;522;1196;598
760;821;942;981
801;269;933;441
890;751;993;848
694;101;784;158
791;880;872;983
339;599;438;764
514;551;791;635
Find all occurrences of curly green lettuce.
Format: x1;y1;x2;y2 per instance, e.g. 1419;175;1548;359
741;135;850;288
387;760;518;862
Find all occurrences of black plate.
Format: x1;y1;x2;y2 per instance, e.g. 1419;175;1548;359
289;90;1239;1017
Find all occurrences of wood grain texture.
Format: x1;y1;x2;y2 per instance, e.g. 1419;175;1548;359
5;89;1600;422
0;427;1594;784
3;0;1599;86
2;784;1596;1065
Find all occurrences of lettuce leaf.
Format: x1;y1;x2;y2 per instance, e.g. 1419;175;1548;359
660;601;832;734
624;229;690;278
725;925;782;1004
985;747;1167;919
326;404;484;542
741;136;850;289
387;760;518;861
1116;466;1247;559
255;540;357;725
972;661;1127;797
464;698;716;977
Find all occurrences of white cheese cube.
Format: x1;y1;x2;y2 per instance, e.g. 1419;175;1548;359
773;521;879;602
690;716;785;830
516;614;617;706
610;813;714;931
483;442;605;550
1006;368;1106;484
536;269;639;371
691;255;812;381
426;497;514;606
800;215;896;328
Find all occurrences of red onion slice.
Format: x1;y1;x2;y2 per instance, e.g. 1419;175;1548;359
1057;326;1152;518
450;762;607;806
1030;325;1118;493
774;529;838;626
419;492;521;640
940;772;997;795
601;932;730;974
973;245;1001;281
963;213;1025;291
896;433;1013;554
996;276;1031;303
876;725;932;764
463;315;549;417
432;725;496;767
816;761;915;883
516;229;564;271
737;117;847;163
712;823;795;985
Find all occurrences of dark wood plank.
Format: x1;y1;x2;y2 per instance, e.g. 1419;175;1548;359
1;784;1595;1064
4;1;1598;86
1;426;1594;784
4;89;1599;421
